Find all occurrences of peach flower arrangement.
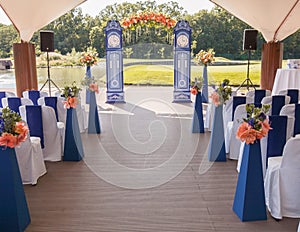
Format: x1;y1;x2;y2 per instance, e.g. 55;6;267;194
236;104;271;144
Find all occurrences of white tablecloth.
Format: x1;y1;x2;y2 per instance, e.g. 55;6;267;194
272;69;300;95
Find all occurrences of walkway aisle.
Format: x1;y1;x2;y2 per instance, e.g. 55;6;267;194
24;87;299;231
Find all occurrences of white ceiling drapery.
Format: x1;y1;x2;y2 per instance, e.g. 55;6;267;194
0;0;86;42
210;0;300;42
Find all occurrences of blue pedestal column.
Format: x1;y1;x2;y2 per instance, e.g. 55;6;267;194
208;104;226;161
192;92;205;133
202;65;209;103
233;140;267;221
63;108;84;161
88;91;101;134
0;147;31;231
85;66;91;104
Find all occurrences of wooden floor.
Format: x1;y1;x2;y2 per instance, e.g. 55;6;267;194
24;93;299;232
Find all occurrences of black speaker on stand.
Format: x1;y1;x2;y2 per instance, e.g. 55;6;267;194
39;30;60;96
237;29;258;91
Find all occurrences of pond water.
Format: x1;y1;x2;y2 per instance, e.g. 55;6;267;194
0;62;107;90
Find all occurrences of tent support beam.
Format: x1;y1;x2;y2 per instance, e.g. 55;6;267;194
260;42;283;90
13;42;38;97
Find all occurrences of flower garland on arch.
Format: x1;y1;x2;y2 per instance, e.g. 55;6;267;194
121;12;176;44
121;12;176;32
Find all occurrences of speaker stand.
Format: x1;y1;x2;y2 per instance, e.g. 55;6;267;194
40;51;60;96
237;50;256;91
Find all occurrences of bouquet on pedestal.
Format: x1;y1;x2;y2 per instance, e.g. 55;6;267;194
210;79;232;106
0;107;28;148
236;104;271;144
190;77;203;95
61;82;81;109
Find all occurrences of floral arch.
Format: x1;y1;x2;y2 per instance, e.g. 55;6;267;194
121;12;176;43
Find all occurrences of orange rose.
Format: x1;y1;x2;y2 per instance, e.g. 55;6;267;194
210;92;220;106
190;87;198;95
0;132;17;148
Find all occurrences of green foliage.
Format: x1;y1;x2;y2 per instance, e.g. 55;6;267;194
1;1;300;59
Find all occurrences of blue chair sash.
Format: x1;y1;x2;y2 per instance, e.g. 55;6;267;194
44;97;58;121
254;90;266;108
7;97;21;114
0;92;6;108
232;96;246;120
287;89;299;104
25;105;44;148
271;95;285;115
294;104;300;136
28;90;40;105
266;115;287;167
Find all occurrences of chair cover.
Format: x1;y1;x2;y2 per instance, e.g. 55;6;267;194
272;95;286;115
2;97;33;112
266;115;287;167
44;97;59;121
254;89;267;107
261;95;290;115
227;104;247;159
280;104;296;140
20;105;64;161
38;96;66;125
27;90;40;105
264;135;300;219
15;135;47;185
23;105;44;148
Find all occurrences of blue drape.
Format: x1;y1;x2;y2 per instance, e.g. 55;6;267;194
44;97;58;122
287;89;299;104
271;95;285;115
232;96;246;121
25;105;44;148
28;90;40;105
254;90;266;108
7;97;21;114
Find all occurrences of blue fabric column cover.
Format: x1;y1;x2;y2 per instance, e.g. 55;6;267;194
88;91;101;134
192;92;204;133
232;140;267;221
0;147;31;231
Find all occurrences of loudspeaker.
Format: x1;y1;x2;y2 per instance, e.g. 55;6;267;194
40;31;54;52
243;29;258;50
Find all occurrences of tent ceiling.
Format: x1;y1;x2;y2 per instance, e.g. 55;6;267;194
210;0;300;42
0;0;86;42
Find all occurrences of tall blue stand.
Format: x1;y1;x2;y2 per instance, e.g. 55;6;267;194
202;65;209;103
208;104;226;161
63;108;84;161
85;66;91;104
192;92;205;133
0;147;31;231
233;140;267;221
88;91;101;134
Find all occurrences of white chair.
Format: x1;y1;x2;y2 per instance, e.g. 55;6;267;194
278;89;300;103
38;96;66;125
15;133;47;185
264;135;300;219
245;89;271;104
20;105;64;162
280;104;296;140
2;97;33;109
261;95;290;115
227;104;247;159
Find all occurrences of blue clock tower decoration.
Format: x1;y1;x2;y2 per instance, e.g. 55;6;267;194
105;20;125;103
173;20;192;102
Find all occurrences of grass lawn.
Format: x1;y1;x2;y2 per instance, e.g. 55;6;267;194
124;61;262;86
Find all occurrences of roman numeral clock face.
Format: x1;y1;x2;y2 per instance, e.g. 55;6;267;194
108;34;120;48
177;34;189;48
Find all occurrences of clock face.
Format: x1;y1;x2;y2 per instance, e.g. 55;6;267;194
108;34;120;48
177;34;189;47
